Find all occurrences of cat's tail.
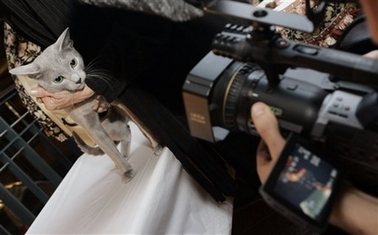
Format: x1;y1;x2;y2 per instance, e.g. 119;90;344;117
72;131;104;156
112;100;163;155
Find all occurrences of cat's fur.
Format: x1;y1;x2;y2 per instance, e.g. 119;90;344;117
9;28;162;183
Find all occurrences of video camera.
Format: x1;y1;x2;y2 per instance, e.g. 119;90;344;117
183;1;378;181
183;0;378;230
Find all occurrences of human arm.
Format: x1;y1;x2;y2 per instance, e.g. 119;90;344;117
251;102;378;234
364;50;378;60
329;185;378;235
359;0;378;45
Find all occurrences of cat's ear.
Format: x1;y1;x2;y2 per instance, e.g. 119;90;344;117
55;27;73;51
9;63;41;77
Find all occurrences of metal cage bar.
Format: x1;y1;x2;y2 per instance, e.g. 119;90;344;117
0;88;75;233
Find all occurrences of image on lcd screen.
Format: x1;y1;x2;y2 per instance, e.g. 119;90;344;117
272;143;339;221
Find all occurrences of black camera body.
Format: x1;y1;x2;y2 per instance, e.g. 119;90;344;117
182;1;378;176
184;51;368;140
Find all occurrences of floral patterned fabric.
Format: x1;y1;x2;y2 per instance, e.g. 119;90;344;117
279;2;360;47
254;0;360;47
78;0;204;22
4;23;70;142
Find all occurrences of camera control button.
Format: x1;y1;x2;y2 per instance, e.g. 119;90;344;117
339;106;350;118
275;38;290;48
332;103;339;108
328;104;339;114
295;45;318;55
230;24;238;31
286;84;298;91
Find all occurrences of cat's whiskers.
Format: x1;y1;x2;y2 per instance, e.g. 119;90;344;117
86;72;113;88
85;60;114;90
84;59;99;71
85;57;107;72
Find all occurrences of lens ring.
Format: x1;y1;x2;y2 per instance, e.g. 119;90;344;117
223;63;254;130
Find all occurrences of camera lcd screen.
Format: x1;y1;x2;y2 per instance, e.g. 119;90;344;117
272;143;338;220
260;135;343;231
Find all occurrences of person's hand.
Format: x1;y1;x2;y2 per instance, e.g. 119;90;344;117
92;95;111;113
250;102;286;183
30;85;95;110
364;50;378;60
251;102;378;234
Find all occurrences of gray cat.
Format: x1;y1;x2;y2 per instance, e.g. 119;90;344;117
9;28;162;183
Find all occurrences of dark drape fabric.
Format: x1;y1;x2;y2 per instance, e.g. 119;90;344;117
1;0;243;201
1;0;77;48
120;87;237;201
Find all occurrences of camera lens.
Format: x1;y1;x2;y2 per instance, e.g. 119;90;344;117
210;60;328;137
211;61;265;133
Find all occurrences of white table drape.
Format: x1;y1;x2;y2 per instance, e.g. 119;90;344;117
26;122;233;234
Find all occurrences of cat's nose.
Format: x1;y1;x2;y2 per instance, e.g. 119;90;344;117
72;74;82;84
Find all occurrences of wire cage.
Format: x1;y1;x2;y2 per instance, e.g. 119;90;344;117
0;85;79;234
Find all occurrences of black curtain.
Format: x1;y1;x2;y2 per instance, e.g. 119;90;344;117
1;0;258;201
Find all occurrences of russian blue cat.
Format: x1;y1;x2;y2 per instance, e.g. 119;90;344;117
9;28;162;183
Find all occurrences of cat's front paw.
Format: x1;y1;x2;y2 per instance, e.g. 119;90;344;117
93;95;110;113
121;169;135;183
153;145;164;156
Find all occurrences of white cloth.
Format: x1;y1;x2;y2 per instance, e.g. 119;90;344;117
26;122;233;234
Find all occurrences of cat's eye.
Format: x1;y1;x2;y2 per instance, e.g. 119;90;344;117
54;76;65;83
70;59;78;68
